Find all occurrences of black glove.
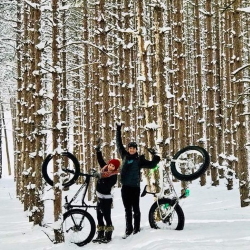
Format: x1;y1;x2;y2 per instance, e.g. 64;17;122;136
147;147;157;155
95;138;102;152
153;155;161;162
116;122;123;130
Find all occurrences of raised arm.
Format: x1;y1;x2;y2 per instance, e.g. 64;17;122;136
96;150;106;168
116;123;127;158
140;154;161;169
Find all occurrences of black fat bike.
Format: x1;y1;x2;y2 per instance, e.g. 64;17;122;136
141;145;210;231
42;152;97;246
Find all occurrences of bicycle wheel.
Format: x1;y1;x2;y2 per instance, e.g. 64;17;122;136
149;198;185;230
171;146;210;181
42;152;80;187
63;209;96;246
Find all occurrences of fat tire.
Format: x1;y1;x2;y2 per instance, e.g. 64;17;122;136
171;146;210;181
63;209;96;246
149;198;185;230
42;152;80;187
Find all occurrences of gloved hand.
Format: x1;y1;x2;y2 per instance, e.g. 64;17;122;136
95;138;102;152
153;155;161;162
91;169;101;178
147;147;157;155
116;122;123;130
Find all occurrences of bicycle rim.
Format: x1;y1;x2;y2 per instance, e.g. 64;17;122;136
171;146;210;181
63;209;96;246
42;152;80;187
149;199;184;230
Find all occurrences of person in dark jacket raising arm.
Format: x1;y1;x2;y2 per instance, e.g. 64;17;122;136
116;123;161;238
92;145;120;244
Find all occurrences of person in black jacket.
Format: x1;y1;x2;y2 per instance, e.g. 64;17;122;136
92;148;120;244
116;123;161;238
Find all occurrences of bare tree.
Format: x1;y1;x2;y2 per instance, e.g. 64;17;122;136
231;0;249;207
204;0;219;186
51;0;64;243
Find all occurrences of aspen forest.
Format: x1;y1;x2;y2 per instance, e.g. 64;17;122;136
0;0;250;244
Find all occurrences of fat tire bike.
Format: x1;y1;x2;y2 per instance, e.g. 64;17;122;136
42;152;97;246
141;145;210;231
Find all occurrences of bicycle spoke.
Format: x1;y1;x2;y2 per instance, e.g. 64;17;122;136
63;211;94;246
149;198;184;230
175;150;204;175
153;204;179;229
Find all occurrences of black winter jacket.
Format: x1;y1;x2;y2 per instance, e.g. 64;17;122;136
96;151;117;195
116;127;161;188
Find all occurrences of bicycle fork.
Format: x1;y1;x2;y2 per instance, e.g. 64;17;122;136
157;198;178;222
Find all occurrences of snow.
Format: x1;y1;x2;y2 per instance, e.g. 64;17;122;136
238;7;250;13
1;171;250;250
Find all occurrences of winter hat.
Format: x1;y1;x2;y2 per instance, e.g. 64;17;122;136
108;159;121;170
128;141;138;149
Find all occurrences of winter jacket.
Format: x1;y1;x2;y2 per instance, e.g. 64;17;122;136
116;127;161;188
95;151;117;196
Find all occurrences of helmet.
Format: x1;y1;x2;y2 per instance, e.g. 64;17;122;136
127;142;137;149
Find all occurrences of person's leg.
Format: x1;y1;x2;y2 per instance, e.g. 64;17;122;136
100;199;114;243
96;199;105;226
121;185;133;235
131;187;141;234
102;199;113;226
93;199;105;243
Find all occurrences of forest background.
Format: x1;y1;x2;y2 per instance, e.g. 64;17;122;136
0;0;250;244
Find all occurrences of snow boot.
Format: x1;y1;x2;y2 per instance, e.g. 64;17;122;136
100;226;114;243
92;225;105;243
133;212;141;234
122;214;133;239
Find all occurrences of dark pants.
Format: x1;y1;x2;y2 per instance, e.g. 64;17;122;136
121;185;141;232
96;198;113;227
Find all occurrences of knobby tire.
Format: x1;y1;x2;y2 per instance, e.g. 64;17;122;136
41;152;80;187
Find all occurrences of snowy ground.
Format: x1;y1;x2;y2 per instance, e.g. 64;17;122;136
1;173;250;250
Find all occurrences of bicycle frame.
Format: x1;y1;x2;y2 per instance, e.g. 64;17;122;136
142;159;188;221
64;173;97;211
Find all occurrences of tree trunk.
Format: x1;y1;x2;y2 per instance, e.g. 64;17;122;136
232;0;249;207
52;0;64;243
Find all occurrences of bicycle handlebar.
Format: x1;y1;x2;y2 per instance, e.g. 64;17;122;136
62;168;94;177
